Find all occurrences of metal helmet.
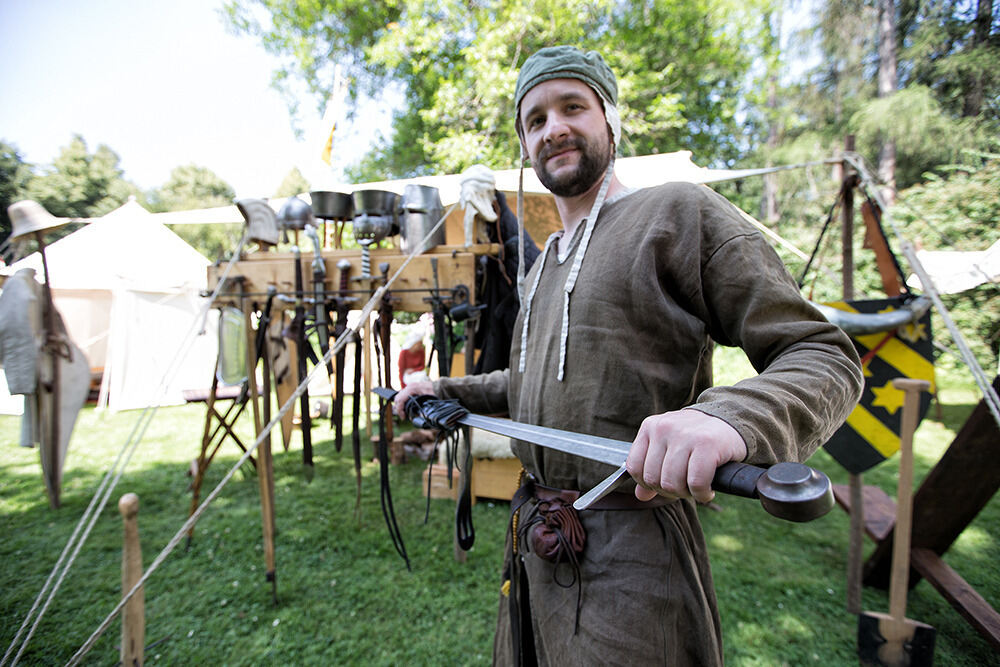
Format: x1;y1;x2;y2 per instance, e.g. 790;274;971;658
277;196;315;231
236;198;280;246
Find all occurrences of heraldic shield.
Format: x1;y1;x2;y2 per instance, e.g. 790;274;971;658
822;296;935;474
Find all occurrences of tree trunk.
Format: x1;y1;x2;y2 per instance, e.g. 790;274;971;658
877;0;898;205
761;75;780;224
963;0;992;117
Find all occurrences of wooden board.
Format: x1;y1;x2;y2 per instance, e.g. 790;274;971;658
208;245;495;313
911;547;1000;652
423;457;521;503
423;463;463;502
267;311;296;451
832;483;898;543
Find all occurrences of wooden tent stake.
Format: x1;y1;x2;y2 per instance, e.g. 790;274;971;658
119;493;145;667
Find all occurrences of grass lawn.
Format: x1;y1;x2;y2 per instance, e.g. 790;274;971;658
1;350;998;665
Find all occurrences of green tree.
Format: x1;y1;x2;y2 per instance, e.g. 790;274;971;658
901;0;999;121
149;164;241;261
784;0;1000;190
274;166;311;198
224;0;775;179
725;0;998;236
0;140;33;246
149;164;235;212
25;134;139;219
895;151;1000;373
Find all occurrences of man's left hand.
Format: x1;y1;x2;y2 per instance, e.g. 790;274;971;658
626;410;748;504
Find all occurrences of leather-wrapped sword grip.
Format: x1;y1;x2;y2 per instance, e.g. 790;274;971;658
372;387;468;431
711;461;766;499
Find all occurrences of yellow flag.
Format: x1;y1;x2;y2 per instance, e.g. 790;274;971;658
319;65;345;166
321;122;336;165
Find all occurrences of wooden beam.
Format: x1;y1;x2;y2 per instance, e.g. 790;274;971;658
208;245;496;314
832;483;897;543
911;547;1000;652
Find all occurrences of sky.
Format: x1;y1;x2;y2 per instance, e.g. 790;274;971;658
0;0;391;199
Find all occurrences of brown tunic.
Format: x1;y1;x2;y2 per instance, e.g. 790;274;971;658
436;182;863;666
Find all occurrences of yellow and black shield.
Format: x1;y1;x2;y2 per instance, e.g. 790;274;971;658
822;296;935;474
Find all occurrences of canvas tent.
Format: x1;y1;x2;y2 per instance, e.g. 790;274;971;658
1;197;218;412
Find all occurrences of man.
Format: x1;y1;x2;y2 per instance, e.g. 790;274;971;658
396;46;862;666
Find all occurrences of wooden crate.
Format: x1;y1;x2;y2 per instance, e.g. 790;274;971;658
422;463;461;501
470;457;522;501
422;458;522;503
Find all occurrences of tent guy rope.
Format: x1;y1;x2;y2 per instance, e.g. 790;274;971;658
2;235;248;667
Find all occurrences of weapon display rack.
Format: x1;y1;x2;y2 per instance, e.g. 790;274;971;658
192;227;501;592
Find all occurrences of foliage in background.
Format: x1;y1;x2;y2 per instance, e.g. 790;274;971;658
0;136;244;263
222;0;780;180
273;166;311;198
894;151;1000;373
147;163;241;262
0;141;33;246
24;134;141;220
0;135;144;259
739;0;998;218
901;0;999;122
148;164;236;212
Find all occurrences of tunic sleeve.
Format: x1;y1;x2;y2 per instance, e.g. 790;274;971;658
682;197;863;465
434;368;511;416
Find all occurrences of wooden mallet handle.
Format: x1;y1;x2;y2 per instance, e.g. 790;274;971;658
884;379;930;654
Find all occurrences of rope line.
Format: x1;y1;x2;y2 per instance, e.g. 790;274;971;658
63;204;456;666
2;235;249;667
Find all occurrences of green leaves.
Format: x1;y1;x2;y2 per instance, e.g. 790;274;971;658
151;164;236;212
16;135;142;229
0;140;33;244
224;0;770;177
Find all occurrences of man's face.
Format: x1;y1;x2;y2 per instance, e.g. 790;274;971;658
518;78;612;197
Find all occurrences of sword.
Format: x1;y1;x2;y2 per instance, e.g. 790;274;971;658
292;245;314;482
332;259;352;451
374;388;834;522
304;222;336;428
426;258;452;378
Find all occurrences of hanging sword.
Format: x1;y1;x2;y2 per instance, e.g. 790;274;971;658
304;222;336;427
374;388;834;522
332;259;353;450
292;244;315;482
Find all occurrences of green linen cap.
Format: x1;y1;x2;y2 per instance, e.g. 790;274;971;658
514;45;618;114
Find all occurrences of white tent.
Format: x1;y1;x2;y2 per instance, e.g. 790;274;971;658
2;197;218;412
906;239;1000;295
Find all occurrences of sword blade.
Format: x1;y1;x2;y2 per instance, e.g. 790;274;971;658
457;413;628;468
372;387;838;523
372;385;629;468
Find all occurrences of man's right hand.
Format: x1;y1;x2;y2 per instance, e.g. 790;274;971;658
392;381;436;420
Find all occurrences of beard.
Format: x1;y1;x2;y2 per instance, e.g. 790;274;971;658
534;135;611;197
